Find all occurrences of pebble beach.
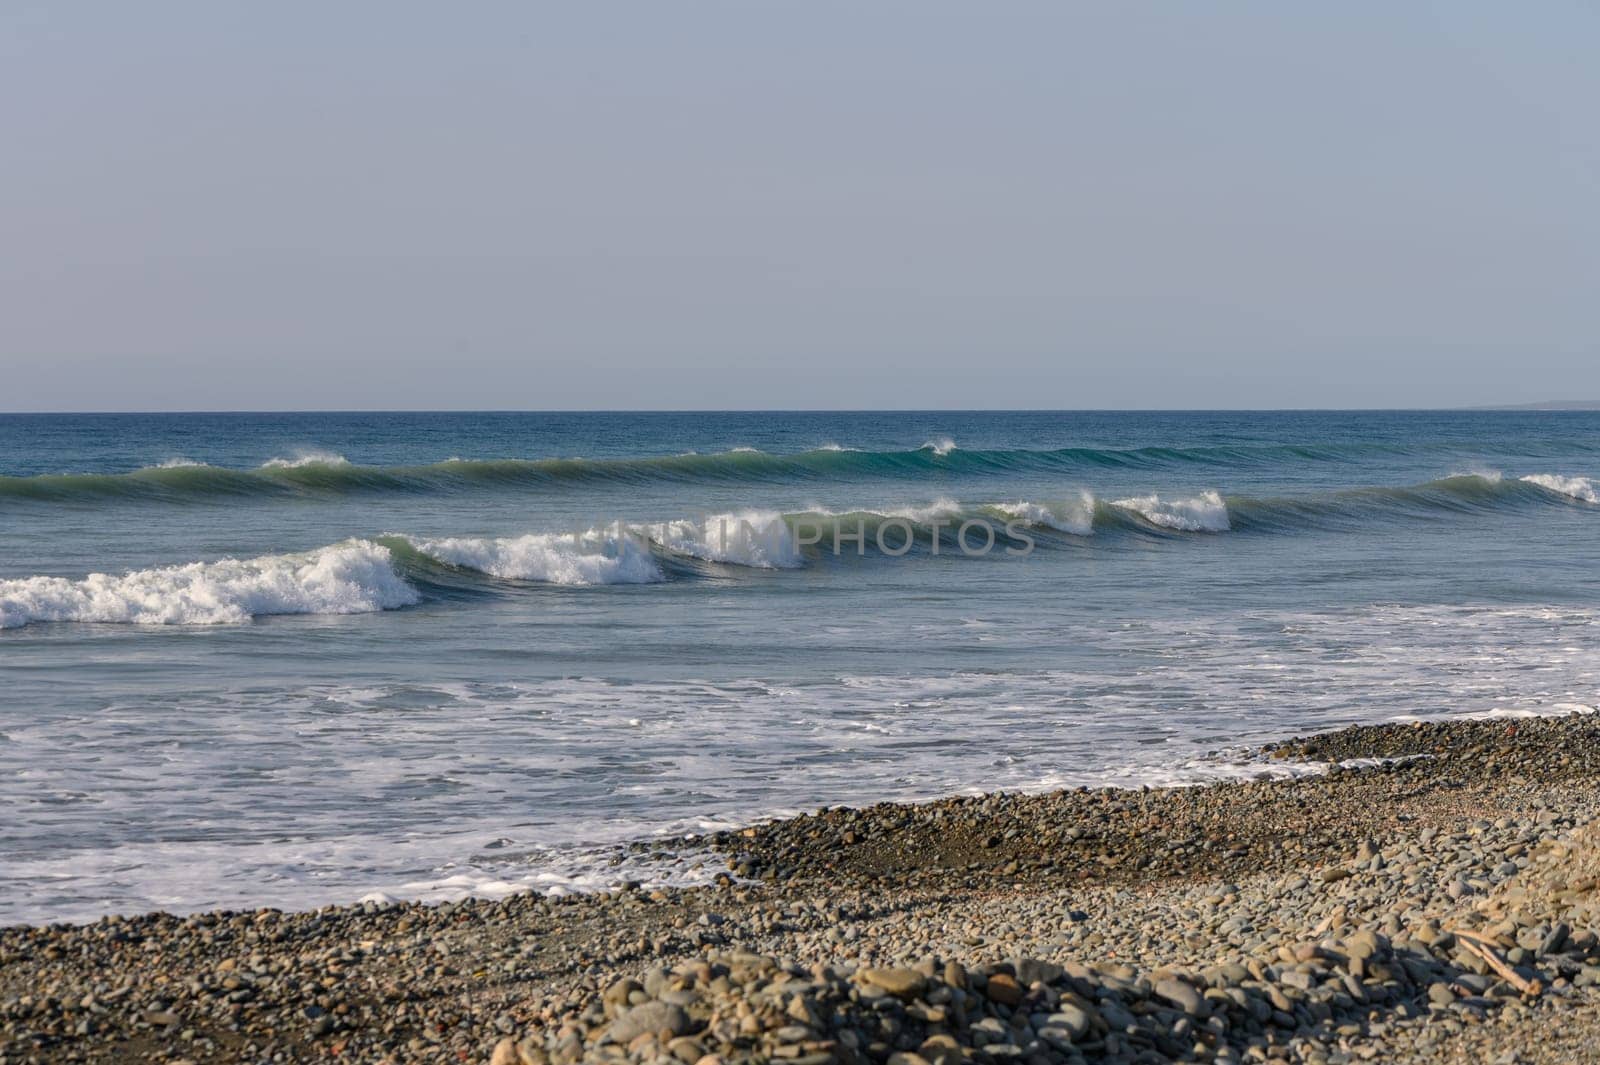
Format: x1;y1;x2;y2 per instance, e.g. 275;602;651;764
6;714;1600;1065
8;8;1600;1064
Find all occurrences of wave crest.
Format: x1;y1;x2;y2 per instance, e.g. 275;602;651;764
994;492;1097;536
0;541;417;630
403;530;664;585
1111;490;1231;532
1521;473;1598;504
647;511;802;569
260;450;350;469
12;441;1590;507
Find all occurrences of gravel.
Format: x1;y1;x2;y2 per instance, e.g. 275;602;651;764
4;715;1600;1064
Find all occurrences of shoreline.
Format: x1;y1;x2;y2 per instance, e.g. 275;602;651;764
0;711;1542;932
0;715;1483;931
3;714;1600;1063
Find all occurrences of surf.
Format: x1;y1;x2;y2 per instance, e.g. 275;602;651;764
4;471;1596;630
0;540;418;630
0;441;1526;505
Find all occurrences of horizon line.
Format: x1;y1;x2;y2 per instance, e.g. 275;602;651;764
2;404;1596;416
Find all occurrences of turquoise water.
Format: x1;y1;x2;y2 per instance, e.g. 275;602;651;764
3;410;1599;923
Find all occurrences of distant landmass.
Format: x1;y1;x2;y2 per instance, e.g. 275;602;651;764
1473;400;1600;411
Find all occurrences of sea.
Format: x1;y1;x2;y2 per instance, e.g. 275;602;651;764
2;410;1598;925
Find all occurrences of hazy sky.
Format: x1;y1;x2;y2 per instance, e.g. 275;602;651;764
2;2;1596;411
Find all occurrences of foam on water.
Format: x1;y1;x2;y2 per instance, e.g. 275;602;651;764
881;497;964;523
647;512;802;568
5;411;1600;924
2;467;1590;632
1411;702;1598;722
260;449;350;469
405;530;664;585
792;497;965;527
994;492;1097;536
1522;473;1599;504
1111;489;1231;531
6;600;1598;922
0;541;418;630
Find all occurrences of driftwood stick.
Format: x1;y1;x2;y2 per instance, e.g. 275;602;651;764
1447;926;1506;948
1446;928;1544;996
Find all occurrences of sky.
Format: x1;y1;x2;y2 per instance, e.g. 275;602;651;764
1;2;1597;411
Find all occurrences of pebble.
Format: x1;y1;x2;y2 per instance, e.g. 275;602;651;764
7;714;1600;1064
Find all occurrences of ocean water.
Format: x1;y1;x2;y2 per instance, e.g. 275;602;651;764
2;410;1599;924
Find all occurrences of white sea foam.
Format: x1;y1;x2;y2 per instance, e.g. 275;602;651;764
406;529;664;585
261;450;350;469
798;498;964;525
920;436;958;456
0;540;418;630
1111;490;1230;531
8;601;1600;922
1521;473;1599;504
882;497;963;523
648;511;802;568
816;442;860;452
1454;703;1597;721
995;491;1097;536
152;457;207;469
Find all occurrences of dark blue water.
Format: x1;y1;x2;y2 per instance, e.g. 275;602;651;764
2;411;1598;923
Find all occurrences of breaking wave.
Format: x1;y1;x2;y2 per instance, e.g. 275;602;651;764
0;541;418;630
401;511;806;584
645;512;803;569
260;450;350;469
5;425;1596;511
3;469;1596;630
400;531;665;586
992;492;1097;536
1110;490;1232;532
1520;473;1598;504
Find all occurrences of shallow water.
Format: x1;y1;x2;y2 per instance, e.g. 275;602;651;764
2;410;1598;923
